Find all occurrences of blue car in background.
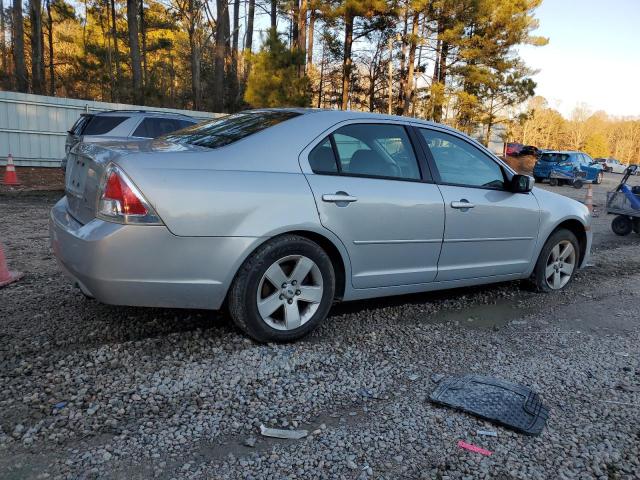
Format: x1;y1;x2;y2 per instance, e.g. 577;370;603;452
533;151;604;186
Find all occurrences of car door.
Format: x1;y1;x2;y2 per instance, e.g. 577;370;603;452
416;127;540;281
302;122;445;289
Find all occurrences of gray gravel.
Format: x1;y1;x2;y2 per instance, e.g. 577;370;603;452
1;181;639;479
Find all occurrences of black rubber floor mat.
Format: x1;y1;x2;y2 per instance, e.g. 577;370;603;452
429;375;549;436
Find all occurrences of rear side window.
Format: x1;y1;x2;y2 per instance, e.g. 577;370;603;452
539;153;569;163
162;111;300;149
82;116;128;135
133;118;192;138
309;124;421;181
309;139;338;173
69;115;92;135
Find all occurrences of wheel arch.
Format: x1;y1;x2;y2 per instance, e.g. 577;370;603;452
223;227;350;306
549;219;588;266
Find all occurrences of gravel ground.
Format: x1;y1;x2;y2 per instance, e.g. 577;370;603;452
1;174;639;480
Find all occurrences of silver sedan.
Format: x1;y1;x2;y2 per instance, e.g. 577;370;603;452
50;109;592;342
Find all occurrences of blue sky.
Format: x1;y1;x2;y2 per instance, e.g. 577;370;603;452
518;0;640;118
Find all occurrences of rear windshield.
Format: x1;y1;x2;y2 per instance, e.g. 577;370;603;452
82;115;129;135
69;115;92;135
162;111;300;149
539;153;569;163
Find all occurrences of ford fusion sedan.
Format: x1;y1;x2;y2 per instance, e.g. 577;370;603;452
50;109;592;342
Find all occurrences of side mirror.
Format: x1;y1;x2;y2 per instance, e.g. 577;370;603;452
510;174;534;193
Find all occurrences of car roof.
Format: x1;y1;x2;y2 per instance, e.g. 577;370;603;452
542;150;580;155
88;110;196;119
245;107;462;134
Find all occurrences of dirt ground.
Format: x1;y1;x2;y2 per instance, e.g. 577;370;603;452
1;173;639;479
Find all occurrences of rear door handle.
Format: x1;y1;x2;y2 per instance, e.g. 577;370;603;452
451;200;475;209
322;193;358;203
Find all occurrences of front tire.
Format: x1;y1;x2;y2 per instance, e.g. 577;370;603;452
228;235;335;342
594;172;603;184
532;229;580;292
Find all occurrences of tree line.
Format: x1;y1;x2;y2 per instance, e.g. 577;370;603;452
509;97;640;165
0;0;547;141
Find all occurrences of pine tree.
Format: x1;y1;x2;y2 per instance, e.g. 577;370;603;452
244;29;310;108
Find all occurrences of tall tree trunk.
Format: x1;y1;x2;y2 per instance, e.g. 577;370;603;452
270;0;277;30
30;0;45;94
139;0;146;89
317;41;325;108
187;0;200;110
244;0;255;52
229;0;239;109
340;13;353;110
306;6;314;66
110;0;121;101
396;4;408;114
127;0;143;104
403;12;419;113
297;0;306;75
213;0;229;112
0;0;6;76
45;0;54;95
104;0;115;101
12;0;28;92
432;17;448;123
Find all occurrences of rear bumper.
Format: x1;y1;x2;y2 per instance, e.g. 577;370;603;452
49;198;258;310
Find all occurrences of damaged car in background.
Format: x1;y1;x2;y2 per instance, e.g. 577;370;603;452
50;109;592;342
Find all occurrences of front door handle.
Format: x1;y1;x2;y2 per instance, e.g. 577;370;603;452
322;193;358;203
451;200;475;209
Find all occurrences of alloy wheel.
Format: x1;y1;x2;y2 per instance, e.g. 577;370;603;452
256;255;324;331
545;240;576;290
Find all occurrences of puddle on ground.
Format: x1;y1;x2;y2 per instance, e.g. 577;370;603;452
429;299;536;330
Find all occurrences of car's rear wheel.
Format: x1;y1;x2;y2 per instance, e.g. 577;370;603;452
549;178;558;186
228;235;335;342
533;229;579;292
612;215;633;236
572;179;584;189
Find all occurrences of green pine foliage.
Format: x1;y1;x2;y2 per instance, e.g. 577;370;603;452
244;30;311;108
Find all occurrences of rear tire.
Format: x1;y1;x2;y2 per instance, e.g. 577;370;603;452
532;229;580;293
594;172;603;184
228;235;335;343
549;178;558;186
612;216;633;236
572;179;584;189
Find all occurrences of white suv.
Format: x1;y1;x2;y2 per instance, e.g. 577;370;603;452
62;110;198;170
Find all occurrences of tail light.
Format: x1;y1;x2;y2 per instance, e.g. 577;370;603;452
97;164;162;225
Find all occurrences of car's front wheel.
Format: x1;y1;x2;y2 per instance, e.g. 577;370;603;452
228;235;336;342
594;172;603;184
533;229;580;292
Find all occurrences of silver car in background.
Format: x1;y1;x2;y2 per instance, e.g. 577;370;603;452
62;110;199;170
50;109;592;342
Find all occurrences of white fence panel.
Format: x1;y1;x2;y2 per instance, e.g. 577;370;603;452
0;91;219;167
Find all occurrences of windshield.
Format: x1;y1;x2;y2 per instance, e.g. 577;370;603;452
161;111;300;148
539;153;569;163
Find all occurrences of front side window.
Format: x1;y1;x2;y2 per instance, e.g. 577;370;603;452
162;111;300;149
420;129;505;189
309;124;421;180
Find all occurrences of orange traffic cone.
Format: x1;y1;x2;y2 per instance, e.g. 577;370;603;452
584;183;594;214
2;153;20;185
0;243;23;287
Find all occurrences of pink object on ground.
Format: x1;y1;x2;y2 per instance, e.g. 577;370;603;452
457;440;493;456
